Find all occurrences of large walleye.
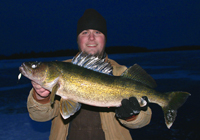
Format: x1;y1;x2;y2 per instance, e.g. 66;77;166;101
19;53;190;129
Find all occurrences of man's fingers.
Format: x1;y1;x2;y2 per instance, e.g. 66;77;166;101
121;97;140;116
129;97;140;114
140;96;149;111
39;90;50;97
31;81;50;97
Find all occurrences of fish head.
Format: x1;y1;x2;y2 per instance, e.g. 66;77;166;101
19;61;48;83
19;61;60;90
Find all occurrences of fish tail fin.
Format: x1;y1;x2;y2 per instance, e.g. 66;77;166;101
60;98;81;119
162;91;190;129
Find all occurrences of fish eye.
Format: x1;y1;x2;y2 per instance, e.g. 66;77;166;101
30;62;41;69
32;64;37;68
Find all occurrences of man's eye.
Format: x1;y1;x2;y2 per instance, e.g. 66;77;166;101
95;31;101;34
82;31;88;34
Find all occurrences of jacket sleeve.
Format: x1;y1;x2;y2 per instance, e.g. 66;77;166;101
118;107;152;129
27;88;60;122
27;59;72;122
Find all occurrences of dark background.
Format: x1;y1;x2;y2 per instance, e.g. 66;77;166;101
1;0;200;56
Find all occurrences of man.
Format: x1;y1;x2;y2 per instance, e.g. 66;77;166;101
27;9;152;140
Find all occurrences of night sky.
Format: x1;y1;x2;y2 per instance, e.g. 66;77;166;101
1;0;200;56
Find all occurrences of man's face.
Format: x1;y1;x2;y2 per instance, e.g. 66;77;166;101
77;29;106;57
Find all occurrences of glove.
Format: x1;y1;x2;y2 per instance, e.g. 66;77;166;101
115;96;149;120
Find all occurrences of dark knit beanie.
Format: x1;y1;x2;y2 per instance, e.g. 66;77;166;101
77;9;107;39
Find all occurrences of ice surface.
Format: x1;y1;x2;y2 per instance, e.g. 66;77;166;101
0;50;200;139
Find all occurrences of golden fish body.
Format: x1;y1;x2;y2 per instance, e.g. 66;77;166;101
56;63;163;107
19;54;190;129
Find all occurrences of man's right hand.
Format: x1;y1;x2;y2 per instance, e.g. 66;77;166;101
31;81;50;100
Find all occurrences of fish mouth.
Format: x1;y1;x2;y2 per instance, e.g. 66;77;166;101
19;62;47;85
19;63;32;79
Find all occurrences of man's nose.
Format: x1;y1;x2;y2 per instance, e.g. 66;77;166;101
89;33;95;40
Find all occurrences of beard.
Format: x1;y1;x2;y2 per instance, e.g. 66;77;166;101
78;46;105;59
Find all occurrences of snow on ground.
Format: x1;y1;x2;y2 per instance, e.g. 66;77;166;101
0;50;200;140
0;113;51;140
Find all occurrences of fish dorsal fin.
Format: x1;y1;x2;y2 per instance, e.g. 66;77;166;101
121;64;157;88
71;52;113;75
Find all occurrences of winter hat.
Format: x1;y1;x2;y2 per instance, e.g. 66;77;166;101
77;9;107;39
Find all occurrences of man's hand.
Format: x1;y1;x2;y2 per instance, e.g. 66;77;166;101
115;96;149;120
31;81;50;100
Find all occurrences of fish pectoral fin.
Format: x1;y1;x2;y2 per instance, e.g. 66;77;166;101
60;98;81;119
50;83;59;105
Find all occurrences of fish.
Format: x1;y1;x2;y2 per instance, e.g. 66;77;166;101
19;53;190;129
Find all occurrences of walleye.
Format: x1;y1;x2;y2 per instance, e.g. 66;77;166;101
19;53;190;129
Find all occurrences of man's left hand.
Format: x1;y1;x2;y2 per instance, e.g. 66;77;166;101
115;96;149;120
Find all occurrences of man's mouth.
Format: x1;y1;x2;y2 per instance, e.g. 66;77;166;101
87;44;97;47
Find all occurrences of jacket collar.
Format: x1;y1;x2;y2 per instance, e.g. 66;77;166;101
75;52;108;62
